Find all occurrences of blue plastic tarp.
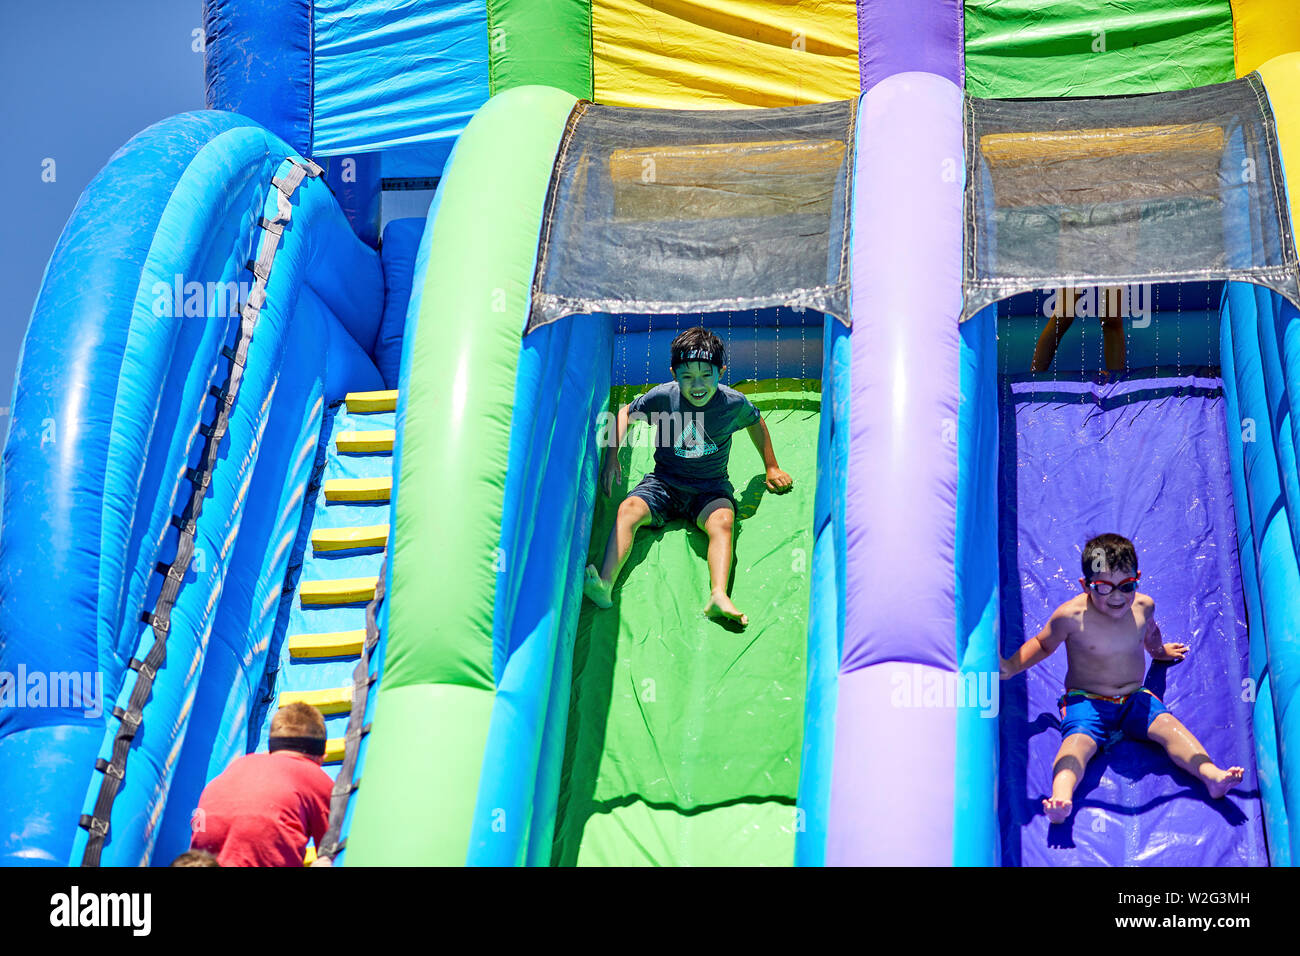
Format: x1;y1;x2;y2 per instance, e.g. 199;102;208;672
312;0;489;155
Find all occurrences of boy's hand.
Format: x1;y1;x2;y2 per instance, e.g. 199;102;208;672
999;657;1014;680
765;466;793;494
600;451;622;497
1162;642;1189;662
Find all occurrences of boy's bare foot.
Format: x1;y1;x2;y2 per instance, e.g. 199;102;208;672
704;590;748;627
1204;765;1245;799
583;564;613;609
1042;797;1072;824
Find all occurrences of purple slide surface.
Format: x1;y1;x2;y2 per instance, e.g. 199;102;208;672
997;373;1268;866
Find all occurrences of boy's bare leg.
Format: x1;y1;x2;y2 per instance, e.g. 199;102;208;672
1031;313;1075;373
698;502;746;627
1146;713;1244;798
584;496;652;609
1045;733;1097;823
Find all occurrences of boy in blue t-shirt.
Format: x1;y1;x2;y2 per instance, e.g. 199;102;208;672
583;327;793;626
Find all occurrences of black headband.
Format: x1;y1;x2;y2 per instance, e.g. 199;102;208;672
671;344;724;370
269;735;327;757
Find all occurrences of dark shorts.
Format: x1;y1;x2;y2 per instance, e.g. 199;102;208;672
628;472;737;528
1057;688;1169;751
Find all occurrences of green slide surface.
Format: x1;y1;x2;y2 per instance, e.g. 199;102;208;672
553;378;819;866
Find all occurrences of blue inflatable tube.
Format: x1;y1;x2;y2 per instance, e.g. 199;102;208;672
467;311;611;866
1220;291;1291;864
1250;288;1300;572
0;108;383;866
74;155;379;867
1;111;276;865
1221;280;1300;864
794;312;850;866
374;219;426;388
954;303;1001;866
204;0;313;154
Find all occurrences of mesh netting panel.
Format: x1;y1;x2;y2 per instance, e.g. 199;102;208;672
529;100;855;332
964;75;1298;319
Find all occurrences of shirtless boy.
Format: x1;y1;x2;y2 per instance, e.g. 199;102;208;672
1000;533;1244;824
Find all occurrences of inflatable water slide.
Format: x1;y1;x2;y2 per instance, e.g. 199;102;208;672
2;1;1300;867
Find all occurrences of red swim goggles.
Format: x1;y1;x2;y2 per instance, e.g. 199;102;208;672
1085;575;1140;595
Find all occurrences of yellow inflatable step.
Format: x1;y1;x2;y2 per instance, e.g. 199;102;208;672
322;477;391;502
336;429;395;454
324;737;345;764
345;390;398;413
311;524;389;553
288;630;366;659
299;577;377;607
278;686;352;716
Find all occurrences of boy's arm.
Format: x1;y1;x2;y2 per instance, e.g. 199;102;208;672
747;418;792;492
1000;611;1072;679
599;403;631;496
1143;603;1187;661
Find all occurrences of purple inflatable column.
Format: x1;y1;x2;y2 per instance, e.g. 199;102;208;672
828;73;965;866
857;0;964;93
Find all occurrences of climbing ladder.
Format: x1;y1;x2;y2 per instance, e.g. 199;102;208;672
256;389;397;775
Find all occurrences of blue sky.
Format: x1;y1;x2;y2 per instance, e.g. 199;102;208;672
0;1;207;440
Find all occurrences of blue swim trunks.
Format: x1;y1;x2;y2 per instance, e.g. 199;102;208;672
1057;687;1169;751
628;472;737;527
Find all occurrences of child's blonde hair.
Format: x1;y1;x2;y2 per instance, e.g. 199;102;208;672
269;701;326;740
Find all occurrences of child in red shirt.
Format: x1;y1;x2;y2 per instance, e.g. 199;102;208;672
190;702;333;867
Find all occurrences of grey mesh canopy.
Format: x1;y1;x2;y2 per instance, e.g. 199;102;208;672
963;75;1299;319
529;99;855;332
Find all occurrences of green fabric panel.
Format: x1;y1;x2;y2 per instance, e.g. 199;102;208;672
964;0;1235;97
384;85;576;693
487;0;593;99
343;683;495;865
552;379;818;866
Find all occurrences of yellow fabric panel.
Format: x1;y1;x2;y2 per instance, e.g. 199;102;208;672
593;0;860;109
981;124;1226;166
608;139;846;219
1255;53;1300;235
1232;0;1300;76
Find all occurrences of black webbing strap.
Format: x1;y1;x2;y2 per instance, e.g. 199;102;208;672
79;157;321;866
318;555;386;861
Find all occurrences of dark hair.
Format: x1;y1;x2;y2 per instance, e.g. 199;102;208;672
1081;533;1138;578
670;327;725;371
171;849;220;867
